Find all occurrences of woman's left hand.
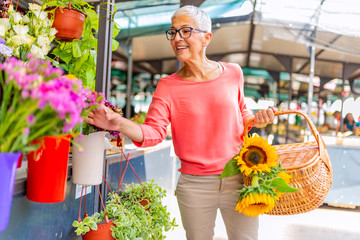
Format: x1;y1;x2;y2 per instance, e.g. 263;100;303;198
253;108;277;128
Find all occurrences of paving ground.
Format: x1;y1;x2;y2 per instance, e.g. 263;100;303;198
164;194;360;240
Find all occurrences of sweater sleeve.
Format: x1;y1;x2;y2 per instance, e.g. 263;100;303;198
236;64;254;129
132;79;171;147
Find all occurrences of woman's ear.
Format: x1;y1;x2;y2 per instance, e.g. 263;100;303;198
203;32;213;47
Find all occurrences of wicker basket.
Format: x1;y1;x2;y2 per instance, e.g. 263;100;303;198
243;110;333;215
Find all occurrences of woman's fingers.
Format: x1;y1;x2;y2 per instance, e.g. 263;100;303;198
254;108;276;126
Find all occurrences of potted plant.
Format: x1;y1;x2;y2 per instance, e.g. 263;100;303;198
72;180;178;240
0;46;28;232
43;0;120;91
46;1;87;42
0;3;57;60
0;54;100;228
0;54;103;204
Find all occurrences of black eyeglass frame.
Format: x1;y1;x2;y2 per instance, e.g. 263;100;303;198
165;27;207;40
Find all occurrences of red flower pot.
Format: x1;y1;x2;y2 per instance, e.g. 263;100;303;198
49;6;87;42
26;135;72;203
82;221;116;240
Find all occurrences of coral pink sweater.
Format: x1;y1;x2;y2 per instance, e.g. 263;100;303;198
133;62;253;175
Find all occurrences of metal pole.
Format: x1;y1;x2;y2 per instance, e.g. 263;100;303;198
307;45;315;141
95;0;114;98
125;39;133;119
340;67;346;132
94;0;114;213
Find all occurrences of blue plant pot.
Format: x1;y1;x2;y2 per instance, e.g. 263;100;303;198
0;152;21;232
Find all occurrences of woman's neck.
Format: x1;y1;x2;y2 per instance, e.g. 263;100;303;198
177;58;220;82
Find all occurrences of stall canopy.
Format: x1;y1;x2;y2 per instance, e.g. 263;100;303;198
17;0;360;99
110;0;360;100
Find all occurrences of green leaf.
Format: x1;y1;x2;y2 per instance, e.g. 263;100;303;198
112;39;119;51
270;177;299;193
89;222;98;230
72;41;82;58
113;23;121;38
219;158;240;179
72;221;79;227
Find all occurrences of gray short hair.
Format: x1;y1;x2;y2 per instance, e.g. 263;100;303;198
172;5;212;33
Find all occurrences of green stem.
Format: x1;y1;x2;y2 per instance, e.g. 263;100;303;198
251;175;260;187
28;119;59;142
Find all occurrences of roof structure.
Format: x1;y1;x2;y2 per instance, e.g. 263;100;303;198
13;0;360;100
111;0;360;100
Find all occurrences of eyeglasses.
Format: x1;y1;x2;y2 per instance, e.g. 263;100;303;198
165;27;207;40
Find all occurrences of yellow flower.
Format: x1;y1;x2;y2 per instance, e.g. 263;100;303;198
66;74;78;80
235;192;276;217
277;172;292;184
235;135;278;176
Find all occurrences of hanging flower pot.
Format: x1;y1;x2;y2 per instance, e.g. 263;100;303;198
26;135;72;203
0;152;21;232
81;220;116;240
72;131;106;185
49;5;87;42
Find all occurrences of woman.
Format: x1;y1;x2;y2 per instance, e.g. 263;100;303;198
343;113;357;133
87;5;275;240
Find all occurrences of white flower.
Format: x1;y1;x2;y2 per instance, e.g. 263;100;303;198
9;35;26;47
13;25;29;35
0;25;7;38
31;18;39;28
30;45;45;59
41;19;52;28
32;10;41;19
24;34;36;46
0;18;10;29
12;12;23;24
8;5;14;14
49;28;58;37
22;15;30;24
37;35;50;46
28;3;42;12
38;11;48;21
41;45;51;55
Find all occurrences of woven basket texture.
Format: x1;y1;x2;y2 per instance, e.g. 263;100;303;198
243;110;333;215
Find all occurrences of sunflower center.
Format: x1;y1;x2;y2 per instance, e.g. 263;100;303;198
243;146;267;167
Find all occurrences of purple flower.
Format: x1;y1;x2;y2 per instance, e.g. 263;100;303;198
0;42;13;57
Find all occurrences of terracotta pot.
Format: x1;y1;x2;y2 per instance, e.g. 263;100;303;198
49;7;87;42
82;220;115;240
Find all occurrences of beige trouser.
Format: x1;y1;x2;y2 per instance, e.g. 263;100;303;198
176;173;259;240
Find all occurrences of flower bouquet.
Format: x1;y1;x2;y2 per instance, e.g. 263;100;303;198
0;54;104;203
219;134;298;217
0;54;103;226
0;55;102;153
0;3;57;60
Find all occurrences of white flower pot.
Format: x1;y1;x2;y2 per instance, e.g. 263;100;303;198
72;131;106;185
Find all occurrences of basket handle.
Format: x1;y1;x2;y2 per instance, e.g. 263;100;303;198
244;110;332;172
244;110;320;142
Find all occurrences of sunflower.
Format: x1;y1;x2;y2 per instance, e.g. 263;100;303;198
235;135;278;176
235;192;276;217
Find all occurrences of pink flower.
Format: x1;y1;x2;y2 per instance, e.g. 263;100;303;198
27;115;35;124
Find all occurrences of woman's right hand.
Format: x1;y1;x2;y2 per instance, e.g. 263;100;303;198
85;105;122;131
